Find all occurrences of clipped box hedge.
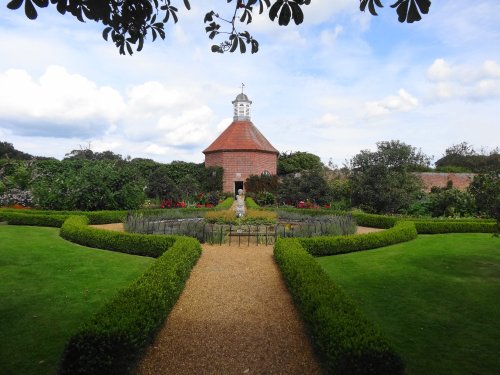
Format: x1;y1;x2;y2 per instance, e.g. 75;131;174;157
274;238;404;375
60;216;176;258
412;220;496;234
350;211;398;229
215;197;234;210
58;236;201;375
298;221;417;257
245;196;260;209
0;209;126;226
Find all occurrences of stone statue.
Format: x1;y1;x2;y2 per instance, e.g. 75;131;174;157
235;188;246;218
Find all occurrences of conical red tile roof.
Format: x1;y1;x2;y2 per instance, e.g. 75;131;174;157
203;120;278;154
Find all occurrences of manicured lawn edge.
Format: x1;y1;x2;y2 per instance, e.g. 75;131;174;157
58;236;201;375
54;215;201;374
274;238;404;375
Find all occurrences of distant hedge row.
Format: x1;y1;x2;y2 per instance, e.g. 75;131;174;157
0;208;126;225
58;235;201;375
274;239;404;375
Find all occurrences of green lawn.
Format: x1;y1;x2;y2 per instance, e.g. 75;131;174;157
0;225;154;375
317;233;500;375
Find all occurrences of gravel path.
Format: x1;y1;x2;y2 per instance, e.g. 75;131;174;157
135;244;323;375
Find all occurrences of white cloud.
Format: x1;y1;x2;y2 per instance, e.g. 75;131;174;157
365;89;419;117
0;66;124;137
427;59;500;100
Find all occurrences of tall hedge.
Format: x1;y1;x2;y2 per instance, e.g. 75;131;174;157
58;236;201;375
274;239;404;375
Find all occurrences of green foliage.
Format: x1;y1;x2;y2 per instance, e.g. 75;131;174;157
33;159;145;211
0;141;33;159
278;170;332;206
299;221;417;256
349;140;430;214
412;220;497;234
469;171;500;226
427;185;475;217
58;236;201;375
435;142;500;172
350;211;399;228
274;238;404;375
277;151;324;175
60;216;176;257
244;174;279;193
0;211;68;227
215;196;234;210
245;196;260;209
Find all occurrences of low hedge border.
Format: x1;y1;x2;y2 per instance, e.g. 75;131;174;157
0;209;126;225
412;220;496;234
299;221;418;257
58;235;201;375
60;216;176;258
215;197;234;210
274;238;404;375
245;196;260;209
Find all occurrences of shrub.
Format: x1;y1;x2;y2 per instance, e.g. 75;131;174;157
60;216;176;258
350;211;398;228
58;236;201;375
0;211;68;227
274;239;404;375
245;196;260;209
412;220;496;234
215;197;234;210
298;221;417;256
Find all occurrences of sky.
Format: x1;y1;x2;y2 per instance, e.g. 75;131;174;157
0;0;499;167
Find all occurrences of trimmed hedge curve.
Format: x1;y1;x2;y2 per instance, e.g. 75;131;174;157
299;221;417;257
58;236;201;375
60;216;176;258
274;239;404;375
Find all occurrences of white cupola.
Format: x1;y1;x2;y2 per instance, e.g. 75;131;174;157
232;89;252;121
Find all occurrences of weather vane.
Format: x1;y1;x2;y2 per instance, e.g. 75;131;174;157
241;83;245;93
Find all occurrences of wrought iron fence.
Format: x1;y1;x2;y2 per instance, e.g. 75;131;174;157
125;214;356;246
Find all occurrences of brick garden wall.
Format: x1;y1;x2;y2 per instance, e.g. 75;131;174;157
205;150;277;193
415;172;476;192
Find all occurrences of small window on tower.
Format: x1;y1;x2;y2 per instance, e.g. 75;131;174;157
261;170;270;176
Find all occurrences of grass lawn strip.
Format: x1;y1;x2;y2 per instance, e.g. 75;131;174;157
0;226;154;375
317;233;500;375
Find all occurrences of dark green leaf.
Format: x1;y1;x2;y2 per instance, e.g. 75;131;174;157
239;37;246;53
126;41;133;55
289;1;304;25
7;0;24;10
230;37;238;53
24;0;37;20
269;0;282;21
102;27;112;41
137;36;144;51
183;0;191;10
32;0;48;7
278;3;291;26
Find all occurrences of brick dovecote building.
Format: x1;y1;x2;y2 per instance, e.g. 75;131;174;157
203;92;278;195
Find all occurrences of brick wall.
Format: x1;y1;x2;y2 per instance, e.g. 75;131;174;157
415;172;476;192
205;150;277;193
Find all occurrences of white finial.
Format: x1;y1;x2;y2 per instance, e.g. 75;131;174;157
241;83;245;93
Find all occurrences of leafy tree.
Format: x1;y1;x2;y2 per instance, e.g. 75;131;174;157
0;141;33;160
349;140;430;214
244;174;279;194
278;170;332;206
468;171;500;235
428;183;475;217
6;0;431;55
177;174;201;199
435;142;500;173
33;159;145;210
146;165;181;200
278;151;324;175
